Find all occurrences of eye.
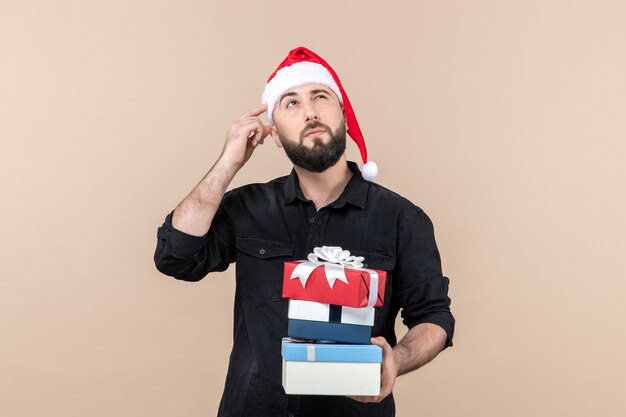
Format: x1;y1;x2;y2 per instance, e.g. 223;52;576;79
286;99;298;108
314;94;327;100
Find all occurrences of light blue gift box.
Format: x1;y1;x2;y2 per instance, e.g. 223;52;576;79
281;339;382;396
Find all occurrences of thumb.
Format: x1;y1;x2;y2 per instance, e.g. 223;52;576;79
370;336;388;348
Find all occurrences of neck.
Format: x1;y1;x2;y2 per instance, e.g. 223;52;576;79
294;156;353;211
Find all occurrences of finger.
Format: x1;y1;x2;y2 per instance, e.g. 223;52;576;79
250;133;266;147
347;396;374;403
248;130;261;146
240;104;268;119
250;121;272;144
240;119;270;136
370;336;390;350
257;125;271;141
248;125;261;138
378;382;392;399
228;119;257;139
244;120;271;136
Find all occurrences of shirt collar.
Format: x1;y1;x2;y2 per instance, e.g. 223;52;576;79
283;161;368;209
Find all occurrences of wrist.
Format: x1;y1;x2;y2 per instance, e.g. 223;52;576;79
214;155;242;178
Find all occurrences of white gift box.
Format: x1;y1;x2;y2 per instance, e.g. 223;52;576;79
288;299;375;325
281;339;382;396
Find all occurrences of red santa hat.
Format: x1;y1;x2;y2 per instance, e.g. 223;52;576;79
261;46;378;181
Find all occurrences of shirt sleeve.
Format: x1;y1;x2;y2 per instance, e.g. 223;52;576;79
393;205;455;348
153;192;236;281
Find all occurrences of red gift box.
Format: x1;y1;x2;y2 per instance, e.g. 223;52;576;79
282;260;386;308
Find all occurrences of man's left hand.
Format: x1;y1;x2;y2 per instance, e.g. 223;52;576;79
348;336;398;403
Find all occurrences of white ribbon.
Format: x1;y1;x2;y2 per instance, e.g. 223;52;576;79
361;268;379;309
289;246;379;307
306;344;316;362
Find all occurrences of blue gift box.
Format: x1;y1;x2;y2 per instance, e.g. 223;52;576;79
287;299;374;344
288;318;372;344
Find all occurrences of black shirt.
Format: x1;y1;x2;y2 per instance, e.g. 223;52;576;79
154;161;454;417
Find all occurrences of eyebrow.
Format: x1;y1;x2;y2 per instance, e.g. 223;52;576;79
279;88;333;106
309;88;331;96
279;91;298;106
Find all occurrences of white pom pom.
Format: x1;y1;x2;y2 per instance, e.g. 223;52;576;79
361;161;378;181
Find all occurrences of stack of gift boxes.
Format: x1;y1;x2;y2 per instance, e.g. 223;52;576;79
281;246;386;396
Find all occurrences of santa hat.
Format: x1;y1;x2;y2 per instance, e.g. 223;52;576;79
261;46;378;181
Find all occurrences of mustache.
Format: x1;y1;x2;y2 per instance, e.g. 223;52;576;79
299;121;332;142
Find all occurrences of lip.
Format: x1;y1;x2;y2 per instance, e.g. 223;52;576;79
304;128;325;137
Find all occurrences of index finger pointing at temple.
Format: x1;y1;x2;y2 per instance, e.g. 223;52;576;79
240;104;268;119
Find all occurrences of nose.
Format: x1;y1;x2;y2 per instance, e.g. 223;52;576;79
305;111;319;122
304;104;319;123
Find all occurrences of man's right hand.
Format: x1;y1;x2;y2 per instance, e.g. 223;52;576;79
171;104;271;236
220;104;272;170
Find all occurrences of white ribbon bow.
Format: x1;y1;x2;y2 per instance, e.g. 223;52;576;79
289;246;379;308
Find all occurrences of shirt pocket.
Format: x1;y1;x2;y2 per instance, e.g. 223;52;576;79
235;237;295;304
350;250;396;273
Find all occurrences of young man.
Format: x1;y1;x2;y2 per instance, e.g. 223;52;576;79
154;47;454;417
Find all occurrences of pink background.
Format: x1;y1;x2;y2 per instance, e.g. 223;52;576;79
2;1;625;416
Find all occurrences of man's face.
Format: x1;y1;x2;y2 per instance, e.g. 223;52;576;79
270;84;348;173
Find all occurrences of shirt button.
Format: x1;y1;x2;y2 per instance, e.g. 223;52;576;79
309;217;315;223
288;413;295;417
259;249;265;255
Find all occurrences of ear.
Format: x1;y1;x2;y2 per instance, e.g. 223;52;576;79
269;126;283;148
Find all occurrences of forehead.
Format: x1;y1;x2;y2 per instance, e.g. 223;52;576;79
280;83;337;99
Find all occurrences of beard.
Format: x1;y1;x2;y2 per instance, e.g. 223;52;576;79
278;120;347;173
